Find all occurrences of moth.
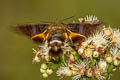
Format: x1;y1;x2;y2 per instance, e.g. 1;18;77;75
13;16;103;58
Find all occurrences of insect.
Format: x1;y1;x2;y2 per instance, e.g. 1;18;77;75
13;16;103;58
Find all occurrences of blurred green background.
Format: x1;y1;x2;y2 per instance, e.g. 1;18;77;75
0;0;120;80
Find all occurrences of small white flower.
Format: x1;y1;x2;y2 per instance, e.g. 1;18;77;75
78;15;99;24
73;61;89;79
93;51;100;58
39;40;51;53
102;26;113;37
72;60;89;80
41;63;47;70
34;56;40;62
114;60;120;66
45;55;51;62
42;73;48;78
84;48;93;57
106;56;113;63
94;67;105;80
40;68;46;73
110;48;120;59
98;60;107;72
56;62;70;76
87;32;107;47
46;69;53;75
112;29;120;48
78;48;84;55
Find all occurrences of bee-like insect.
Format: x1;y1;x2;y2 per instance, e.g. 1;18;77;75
13;16;103;58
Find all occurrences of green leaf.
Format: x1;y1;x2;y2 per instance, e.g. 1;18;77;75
103;72;109;80
74;54;79;61
50;64;60;70
60;55;65;62
108;64;115;73
93;59;97;65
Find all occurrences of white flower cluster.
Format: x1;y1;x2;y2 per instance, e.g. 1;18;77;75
56;62;71;77
86;32;107;47
78;15;99;24
32;41;51;63
32;16;120;80
56;27;120;80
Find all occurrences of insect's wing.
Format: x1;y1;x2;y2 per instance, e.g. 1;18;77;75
66;22;103;37
66;22;103;43
12;24;49;43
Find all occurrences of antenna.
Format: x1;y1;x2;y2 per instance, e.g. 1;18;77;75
61;16;75;21
40;16;75;23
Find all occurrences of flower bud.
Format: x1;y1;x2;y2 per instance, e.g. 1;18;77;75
78;48;84;55
93;51;99;58
106;56;113;63
42;73;48;78
114;60;120;66
46;69;53;75
103;28;113;36
34;56;40;62
85;48;93;57
45;56;51;62
40;68;46;73
41;63;47;70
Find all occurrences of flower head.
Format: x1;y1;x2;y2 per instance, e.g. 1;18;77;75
78;15;99;24
86;32;107;47
72;60;89;80
112;29;120;48
93;66;105;80
98;60;107;72
84;48;93;57
102;26;113;38
56;62;71;77
110;48;120;59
